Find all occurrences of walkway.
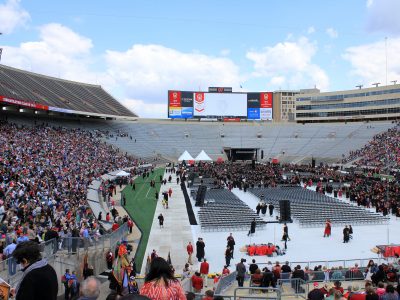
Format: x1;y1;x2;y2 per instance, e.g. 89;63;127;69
141;170;196;274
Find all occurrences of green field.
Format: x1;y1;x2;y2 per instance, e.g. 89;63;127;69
122;168;164;271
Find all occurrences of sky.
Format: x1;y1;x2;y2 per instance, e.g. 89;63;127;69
1;0;400;118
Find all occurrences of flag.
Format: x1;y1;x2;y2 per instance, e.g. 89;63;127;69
167;251;172;265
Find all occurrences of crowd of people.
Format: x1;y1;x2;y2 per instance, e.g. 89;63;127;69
343;124;400;169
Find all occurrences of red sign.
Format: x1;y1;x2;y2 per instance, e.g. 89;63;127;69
194;92;205;112
260;92;273;108
168;91;181;107
0;95;49;110
223;118;241;122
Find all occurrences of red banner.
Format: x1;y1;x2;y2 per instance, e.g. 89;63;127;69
0;95;49;110
168;91;181;107
223;118;241;122
260;92;273;108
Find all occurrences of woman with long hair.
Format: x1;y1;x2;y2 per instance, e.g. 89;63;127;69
140;257;186;300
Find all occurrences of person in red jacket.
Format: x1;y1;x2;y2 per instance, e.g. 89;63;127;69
187;242;194;265
127;218;134;234
112;221;119;232
191;272;203;293
200;259;209;288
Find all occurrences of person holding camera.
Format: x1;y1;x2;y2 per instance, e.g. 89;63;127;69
236;259;247;287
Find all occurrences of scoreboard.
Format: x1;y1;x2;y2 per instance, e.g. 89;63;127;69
168;89;273;120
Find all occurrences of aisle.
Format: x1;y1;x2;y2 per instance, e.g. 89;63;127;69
141;170;196;274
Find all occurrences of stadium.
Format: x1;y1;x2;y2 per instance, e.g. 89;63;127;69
1;1;400;300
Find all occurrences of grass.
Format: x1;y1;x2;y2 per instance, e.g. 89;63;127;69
122;167;165;271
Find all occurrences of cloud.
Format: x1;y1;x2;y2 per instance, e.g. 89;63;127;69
0;0;30;34
122;99;166;119
326;28;338;39
307;26;315;34
105;44;242;103
366;0;400;35
342;37;400;85
1;23;114;86
246;37;329;90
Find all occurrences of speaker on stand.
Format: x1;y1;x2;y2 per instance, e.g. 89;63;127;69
279;200;292;223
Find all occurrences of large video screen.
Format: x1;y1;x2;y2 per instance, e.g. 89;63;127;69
168;90;272;120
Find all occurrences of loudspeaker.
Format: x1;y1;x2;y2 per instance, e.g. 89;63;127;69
261;150;264;159
252;160;255;169
195;185;207;207
311;158;316;168
279;200;292;222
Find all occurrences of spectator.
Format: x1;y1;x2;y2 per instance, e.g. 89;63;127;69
11;241;58;300
140;257;186;300
77;276;101;300
191;272;203;293
236;259;247;287
382;285;398;300
308;282;324;300
249;259;259;274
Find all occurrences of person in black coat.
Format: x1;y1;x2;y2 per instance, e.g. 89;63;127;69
256;203;261;215
12;241;58;300
268;203;274;216
261;267;276;289
248;219;256;236
196;238;205;262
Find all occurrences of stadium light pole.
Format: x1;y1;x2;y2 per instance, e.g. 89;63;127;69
385;37;388;86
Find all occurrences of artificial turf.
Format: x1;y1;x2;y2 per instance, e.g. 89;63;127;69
122;167;165;271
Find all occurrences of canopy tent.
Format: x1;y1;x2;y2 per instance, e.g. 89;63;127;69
115;170;131;177
178;150;194;161
195;150;212;162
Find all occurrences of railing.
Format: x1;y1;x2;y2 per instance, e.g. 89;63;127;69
0;223;129;285
233;287;281;300
277;277;308;299
215;271;237;295
255;257;385;270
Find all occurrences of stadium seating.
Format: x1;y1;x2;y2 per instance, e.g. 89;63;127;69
193;189;266;231
0;64;135;117
249;187;389;227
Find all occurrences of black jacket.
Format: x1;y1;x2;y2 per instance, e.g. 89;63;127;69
307;288;324;300
16;264;58;300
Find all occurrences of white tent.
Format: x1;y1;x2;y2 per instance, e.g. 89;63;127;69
114;170;131;177
195;150;212;161
178;150;194;161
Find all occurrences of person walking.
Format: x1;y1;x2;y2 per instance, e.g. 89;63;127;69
196;238;205;262
227;233;236;258
200;259;210;288
268;203;274;217
158;213;164;228
324;219;331;237
236;259;247;287
343;226;350;243
187;242;194;265
248;219;256;236
225;247;232;267
283;223;291;241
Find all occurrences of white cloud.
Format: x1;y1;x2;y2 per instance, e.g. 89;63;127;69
220;49;231;56
1;23;114;87
366;0;400;35
307;26;315;34
122;99;166;119
0;0;30;34
105;44;242;102
326;28;338;39
342;37;400;85
246;37;329;90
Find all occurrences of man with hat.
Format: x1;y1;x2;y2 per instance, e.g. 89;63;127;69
307;282;324;300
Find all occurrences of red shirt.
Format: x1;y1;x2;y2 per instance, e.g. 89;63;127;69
191;275;203;290
187;244;193;254
200;262;209;275
112;223;119;231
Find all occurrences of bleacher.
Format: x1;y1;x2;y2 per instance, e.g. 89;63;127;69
194;189;265;231
0;64;135;117
101;120;394;163
249;187;389;227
